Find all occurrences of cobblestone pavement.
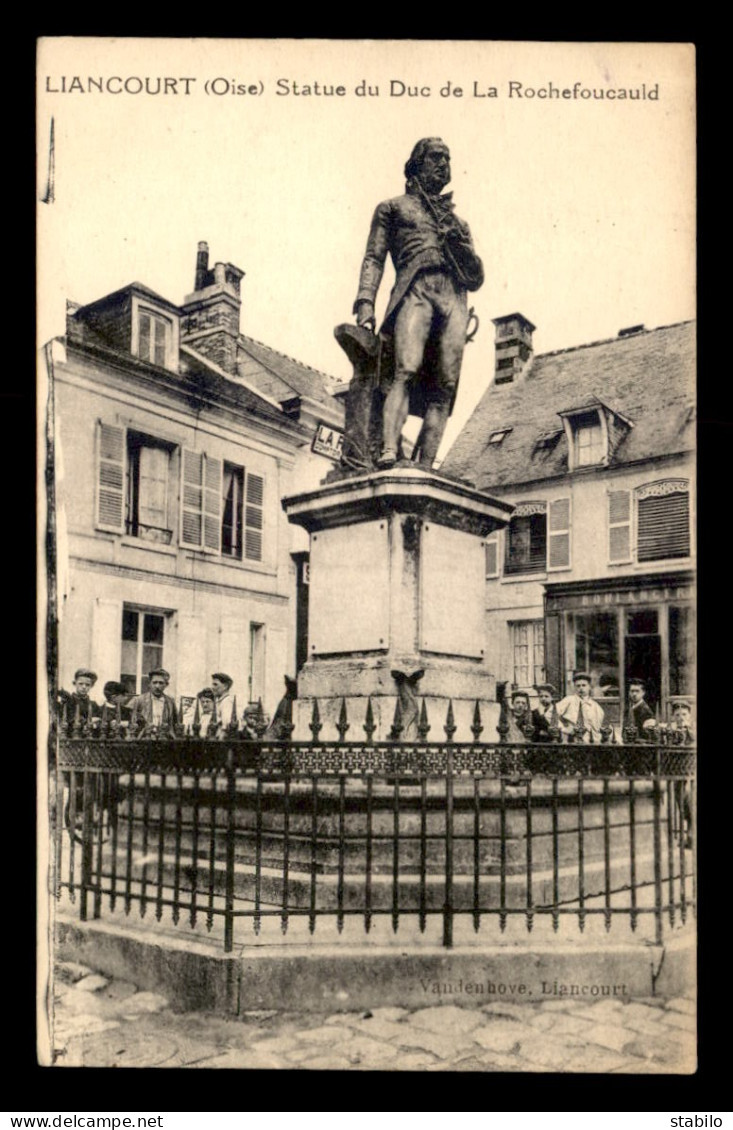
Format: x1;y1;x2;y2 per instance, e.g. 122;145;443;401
49;962;696;1072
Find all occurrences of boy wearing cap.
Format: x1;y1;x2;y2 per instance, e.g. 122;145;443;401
129;668;178;737
531;684;559;743
211;672;237;735
556;672;605;743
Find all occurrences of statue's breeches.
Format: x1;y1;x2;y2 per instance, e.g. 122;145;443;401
389;270;468;402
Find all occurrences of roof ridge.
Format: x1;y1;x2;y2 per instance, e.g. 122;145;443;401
532;319;695;363
238;332;339;384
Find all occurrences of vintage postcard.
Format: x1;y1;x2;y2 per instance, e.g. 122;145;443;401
38;38;696;1073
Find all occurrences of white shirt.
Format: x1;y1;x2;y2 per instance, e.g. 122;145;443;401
556;693;605;740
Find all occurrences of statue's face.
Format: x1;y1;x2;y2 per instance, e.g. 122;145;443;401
419;143;451;193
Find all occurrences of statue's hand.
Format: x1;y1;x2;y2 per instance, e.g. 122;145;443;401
355;299;376;331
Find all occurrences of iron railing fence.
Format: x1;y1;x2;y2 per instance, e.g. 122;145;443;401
53;699;695;952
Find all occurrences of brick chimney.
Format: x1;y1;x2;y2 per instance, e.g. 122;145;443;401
180;242;244;375
491;313;535;385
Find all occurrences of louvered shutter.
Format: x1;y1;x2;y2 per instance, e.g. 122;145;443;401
97;422;125;532
638;489;690;561
245;473;264;561
547;497;571;570
608;490;632;563
181;449;203;547
203;456;222;553
485;533;499;578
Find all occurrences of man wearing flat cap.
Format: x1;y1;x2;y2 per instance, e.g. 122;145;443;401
130;668;177;737
65;668;101;725
353;137;484;469
556;672;605;743
531;684;560;743
211;672;237;736
625;678;656;742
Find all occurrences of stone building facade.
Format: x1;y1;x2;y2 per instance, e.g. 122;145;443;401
442;315;695;730
46;245;344;715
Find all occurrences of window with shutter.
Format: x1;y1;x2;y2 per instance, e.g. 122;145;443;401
485;533;499;578
203;457;222;553
547;497;571;570
181;449;204;547
504;501;547;576
245;473;264;561
636;481;690;562
97;422;125;532
608;489;632;563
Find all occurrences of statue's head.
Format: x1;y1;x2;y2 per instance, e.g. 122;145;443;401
405;138;451;193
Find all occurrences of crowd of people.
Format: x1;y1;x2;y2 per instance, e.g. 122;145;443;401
59;665;695;746
57;667;269;739
505;672;694;745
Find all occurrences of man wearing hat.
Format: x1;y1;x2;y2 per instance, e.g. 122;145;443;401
531;684;559;743
211;672;237;735
556;672;605;743
129;668;178;737
65;668;101;724
669;699;695;744
101;681;133;730
625;678;656;742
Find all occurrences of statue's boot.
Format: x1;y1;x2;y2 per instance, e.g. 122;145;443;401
380;373;412;465
416;398;451;467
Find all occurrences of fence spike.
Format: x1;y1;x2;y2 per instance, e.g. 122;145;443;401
336;698;350;743
444;699;457;742
309;698;323;742
363;697;376;744
417;698;430;741
389;696;404;743
471;700;484;743
253;698;268;740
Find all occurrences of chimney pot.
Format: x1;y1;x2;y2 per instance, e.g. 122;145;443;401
491;313;535;385
195;242;210;291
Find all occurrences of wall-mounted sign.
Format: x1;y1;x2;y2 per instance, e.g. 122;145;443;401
312;422;344;462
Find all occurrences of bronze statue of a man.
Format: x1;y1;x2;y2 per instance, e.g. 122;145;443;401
353;137;484;468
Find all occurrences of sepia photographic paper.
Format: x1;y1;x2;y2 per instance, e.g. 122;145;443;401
38;37;696;1074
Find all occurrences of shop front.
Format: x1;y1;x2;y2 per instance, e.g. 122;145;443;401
544;570;694;730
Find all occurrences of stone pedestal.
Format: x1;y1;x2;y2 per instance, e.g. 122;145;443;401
283;467;513;741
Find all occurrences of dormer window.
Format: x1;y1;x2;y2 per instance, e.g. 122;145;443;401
130;293;179;371
136;308;172;367
488;428;512;445
558;399;633;472
138;310;170;367
574;410;605;466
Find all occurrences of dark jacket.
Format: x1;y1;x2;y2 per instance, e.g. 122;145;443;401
354;186;483;418
531;706;558;743
628;699;656;741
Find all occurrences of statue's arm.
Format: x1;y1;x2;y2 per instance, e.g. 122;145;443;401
353;202;391;322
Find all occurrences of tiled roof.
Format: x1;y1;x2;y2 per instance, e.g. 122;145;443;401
237;334;342;410
442;321;695;490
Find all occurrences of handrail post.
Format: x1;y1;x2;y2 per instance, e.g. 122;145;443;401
224;746;237;953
